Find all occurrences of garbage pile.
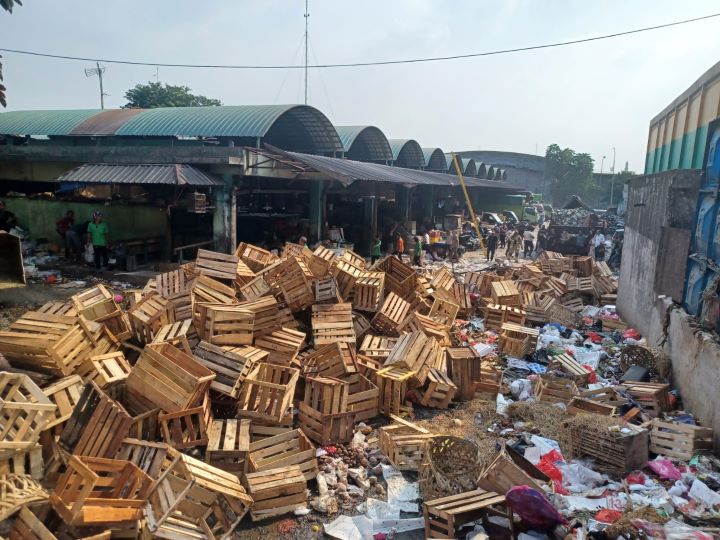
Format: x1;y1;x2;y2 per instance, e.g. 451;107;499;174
0;242;715;539
552;208;596;227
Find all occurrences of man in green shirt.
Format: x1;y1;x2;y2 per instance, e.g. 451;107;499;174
371;235;382;264
413;236;423;266
86;211;109;270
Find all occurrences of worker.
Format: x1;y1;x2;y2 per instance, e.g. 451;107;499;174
413;236;423;266
393;233;405;262
506;231;520;261
86;210;110;270
0;200;17;232
537;228;548;253
449;229;460;262
298;236;308;246
523;228;535;258
56;210;77;259
498;224;507;248
371;234;382;264
593;229;606;260
486;228;499;261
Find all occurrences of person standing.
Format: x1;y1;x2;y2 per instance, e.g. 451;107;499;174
537;228;548;253
371;234;382;264
87;210;109;270
393;233;405;262
0;201;17;232
498;224;507;248
413;236;423;266
523;228;535;258
593;229;606;260
56;210;76;258
486;228;499;261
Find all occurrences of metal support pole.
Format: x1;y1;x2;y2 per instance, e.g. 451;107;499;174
451;152;485;251
97;61;104;110
230;186;237;251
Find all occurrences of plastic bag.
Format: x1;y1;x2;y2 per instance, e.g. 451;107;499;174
594;509;622;523
83;243;94;263
506;486;568;528
537;450;567;495
557;462;605;493
648;458;682;481
622;328;641;340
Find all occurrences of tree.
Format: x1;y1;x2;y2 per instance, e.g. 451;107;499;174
0;0;22;108
544;144;595;206
123;82;222;108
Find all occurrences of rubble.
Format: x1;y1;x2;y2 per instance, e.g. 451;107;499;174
0;242;717;539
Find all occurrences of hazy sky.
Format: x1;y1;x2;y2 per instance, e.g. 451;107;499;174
2;0;720;172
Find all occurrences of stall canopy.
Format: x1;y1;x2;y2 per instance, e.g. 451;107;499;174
54;164;222;186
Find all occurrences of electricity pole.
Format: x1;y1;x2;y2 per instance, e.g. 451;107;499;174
304;0;309;105
610;146;617;208
84;62;107;109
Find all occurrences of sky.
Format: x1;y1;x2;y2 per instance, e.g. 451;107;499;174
2;0;720;172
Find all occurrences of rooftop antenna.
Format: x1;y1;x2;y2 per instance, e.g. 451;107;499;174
304;0;309;104
84;61;107;109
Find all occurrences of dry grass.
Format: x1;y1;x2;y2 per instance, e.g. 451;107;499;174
506;401;574;456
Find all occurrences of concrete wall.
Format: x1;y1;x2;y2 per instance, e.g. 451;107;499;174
4;198;167;243
617;170;701;336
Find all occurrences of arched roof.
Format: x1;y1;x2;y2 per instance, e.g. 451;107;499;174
486;165;496;180
495;168;505;180
462;158;477;177
475;162;488;178
421;147;446;171
335;125;392;162
388;139;425;169
501;170;508;181
0;105;343;154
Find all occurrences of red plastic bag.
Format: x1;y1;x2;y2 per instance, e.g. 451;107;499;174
582;364;597;384
537;450;567;495
587;332;604;343
622;328;641;340
506;486;568;528
595;509;623;523
625;471;647;485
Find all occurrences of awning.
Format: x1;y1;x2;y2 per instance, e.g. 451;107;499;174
54;163;222;186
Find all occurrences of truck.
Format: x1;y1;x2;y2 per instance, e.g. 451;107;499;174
545;196;604;256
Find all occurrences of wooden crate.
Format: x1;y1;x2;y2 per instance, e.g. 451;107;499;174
235;242;278;273
419;369;457;408
283;241;311;259
9;506;57;540
195;249;241;281
354;272;385;312
359;334;397;362
355;354;384;384
581;386;627;407
71;285;131;341
375;256;416;299
398;312;451;346
446;347;481;401
430;266;456;292
548;353;590;385
244;465;307;521
340;249;366;269
562;297;585;313
126;343;215;414
569;421;648;475
602;315;628;331
150;319;198;356
490;280;520;307
237;296;280;338
196;303;254;346
80;351;132;389
308;245;336;277
59;382;132;459
254;327;306;366
49;455;153;527
194;341;267;398
473;366;503;398
0;445;43;479
145;449;252;532
423;489;511;539
499;322;539;357
206;419;250;475
384;331;444;387
116;438;168;479
371;292;410;336
311;302;355;347
346;373;379;422
533;376;579;404
378;417;433;471
277;305;299;330
451;282;473;319
192;275;238;309
41;374;84;433
302;342;357;378
429;289;460;327
299;376;356;444
331;258;365;300
482;303;526;331
477;446;549;496
280;269;315;313
248;428;317;481
159;400;212;450
237;274;270;301
567;397;617;417
237;364;299;425
155;269;195;321
128;294;175;344
544;275;569;297
0;372;56;450
621;382;670;417
377;365;416;416
313;276;340;303
649;419;714;460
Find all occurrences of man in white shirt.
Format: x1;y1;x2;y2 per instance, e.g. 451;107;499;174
523;229;534;258
593;230;606;260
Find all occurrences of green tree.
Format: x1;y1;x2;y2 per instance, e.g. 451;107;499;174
1;0;22;107
123;82;222;108
594;169;636;207
545;144;595;206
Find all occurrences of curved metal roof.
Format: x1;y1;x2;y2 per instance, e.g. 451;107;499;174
0;109;101;136
475;162;488;178
486;165;496;180
421;147;446;171
388;139;425;169
501;170;508;181
462;158;477;177
335;125;392;161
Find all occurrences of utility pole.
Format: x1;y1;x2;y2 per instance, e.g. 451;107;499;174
84;62;107;109
610;146;617;208
304;0;309;105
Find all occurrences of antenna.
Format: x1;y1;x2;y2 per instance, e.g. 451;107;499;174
304;0;309;104
84;61;107;109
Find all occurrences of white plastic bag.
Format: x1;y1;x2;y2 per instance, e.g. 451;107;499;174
83;244;94;264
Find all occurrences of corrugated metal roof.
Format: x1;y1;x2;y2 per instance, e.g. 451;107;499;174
421;147;446;171
335;125;392;161
69;109;145;136
388;139;425;168
278;149;525;191
54;164;221;186
0;109;101;136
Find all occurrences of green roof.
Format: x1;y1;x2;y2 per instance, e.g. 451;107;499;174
0;109;101;135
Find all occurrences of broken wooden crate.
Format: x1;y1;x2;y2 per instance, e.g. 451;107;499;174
649;419;713;460
477;446;548;496
473;366;503;399
533;376;579;405
378;417;433;471
71;284;131;341
384;331;444;387
569;421;648;475
247;427;318;481
418;368;457;408
548;352;590;385
311;302;355;347
423;489;512;539
194;341;267;398
567;397;617;417
298;376;356;444
237;363;299;425
0;371;56;450
244;465;307;521
621;382;670;417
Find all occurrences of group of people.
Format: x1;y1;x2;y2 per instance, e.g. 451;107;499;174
484;222;547;262
55;209;110;270
386;232;428;267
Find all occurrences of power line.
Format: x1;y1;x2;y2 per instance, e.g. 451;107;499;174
1;12;718;70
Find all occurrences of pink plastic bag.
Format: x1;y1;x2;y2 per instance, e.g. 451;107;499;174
648;458;682;480
506;486;568;529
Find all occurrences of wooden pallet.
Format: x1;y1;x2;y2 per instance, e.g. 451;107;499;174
195;249;241;281
649;419;713;460
353;272;385;312
384;331;444;387
548;353;590;385
0;372;56;450
446;347;481;401
0;445;43;480
248;428;317;481
419;369;457;408
377;365;416;416
424;489;511;539
378;417;433;471
490;280;520;307
194;341;267;398
82;351;133;389
398;312;451;346
159;400;212;450
150;319;198;355
311;303;355;346
533;376;579;404
313;276;340;303
371;292;410;336
237;364;299;425
621;382;670;417
302;342;358;378
359;334;397;361
244;465;307;521
299;376;356;444
254;327;306;366
41;374;84;433
116;438;168;479
206;419;250;475
346;373;379;422
235;242;278;273
126;342;215;414
50;455;153;527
